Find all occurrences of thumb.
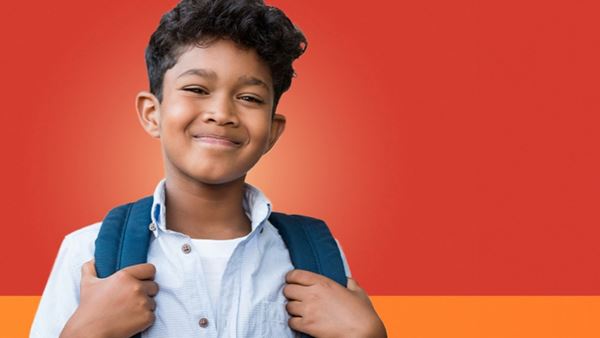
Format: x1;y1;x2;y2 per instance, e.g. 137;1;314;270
347;277;361;291
347;277;372;302
81;259;98;280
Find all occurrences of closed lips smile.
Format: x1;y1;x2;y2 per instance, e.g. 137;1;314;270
192;134;241;148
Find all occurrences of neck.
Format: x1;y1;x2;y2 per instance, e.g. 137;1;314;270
163;173;252;240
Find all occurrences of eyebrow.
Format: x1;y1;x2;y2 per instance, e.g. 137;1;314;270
176;68;217;80
177;68;270;91
237;75;270;91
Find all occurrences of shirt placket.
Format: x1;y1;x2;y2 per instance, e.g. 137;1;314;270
175;232;219;338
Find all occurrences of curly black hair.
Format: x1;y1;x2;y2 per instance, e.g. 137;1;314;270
145;0;307;113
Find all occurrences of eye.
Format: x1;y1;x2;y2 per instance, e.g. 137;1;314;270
239;95;264;104
183;87;208;95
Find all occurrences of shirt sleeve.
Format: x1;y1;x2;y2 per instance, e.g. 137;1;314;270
334;238;352;278
30;224;98;338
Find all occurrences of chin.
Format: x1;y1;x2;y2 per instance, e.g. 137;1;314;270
189;171;246;186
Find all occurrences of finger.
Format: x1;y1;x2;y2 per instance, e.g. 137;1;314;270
285;300;305;317
142;280;159;297
285;269;321;286
288;316;306;333
283;283;306;301
121;263;156;281
347;277;361;291
81;260;97;280
347;277;371;301
145;296;157;311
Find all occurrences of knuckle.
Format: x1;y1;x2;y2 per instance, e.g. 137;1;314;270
114;271;129;282
143;311;156;326
131;283;143;293
320;278;334;289
302;314;317;328
304;302;317;316
139;298;150;308
307;290;320;302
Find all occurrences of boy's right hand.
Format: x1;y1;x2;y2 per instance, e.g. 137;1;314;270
59;260;159;338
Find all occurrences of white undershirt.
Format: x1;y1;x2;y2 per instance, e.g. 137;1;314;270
190;234;250;312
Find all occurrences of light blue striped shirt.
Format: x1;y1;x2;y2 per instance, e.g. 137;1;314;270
30;179;351;338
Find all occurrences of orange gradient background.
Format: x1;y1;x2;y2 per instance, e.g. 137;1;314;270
2;0;600;336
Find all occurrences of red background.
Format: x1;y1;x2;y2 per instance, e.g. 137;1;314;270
1;0;599;295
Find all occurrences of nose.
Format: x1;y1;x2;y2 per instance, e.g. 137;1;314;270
202;94;239;127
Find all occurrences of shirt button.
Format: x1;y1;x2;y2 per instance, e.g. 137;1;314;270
198;317;209;328
148;223;157;231
181;243;192;254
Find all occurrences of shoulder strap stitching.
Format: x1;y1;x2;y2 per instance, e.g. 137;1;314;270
116;202;135;270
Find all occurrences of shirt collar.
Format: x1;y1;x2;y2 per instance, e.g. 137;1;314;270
149;178;272;238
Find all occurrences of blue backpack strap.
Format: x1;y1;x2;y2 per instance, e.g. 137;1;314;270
94;196;154;278
94;196;153;338
268;212;347;338
268;212;347;287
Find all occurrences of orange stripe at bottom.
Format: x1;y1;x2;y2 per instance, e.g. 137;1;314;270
0;296;41;338
371;296;600;338
3;296;600;338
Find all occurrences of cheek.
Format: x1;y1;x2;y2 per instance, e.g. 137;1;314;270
246;118;272;149
159;106;196;137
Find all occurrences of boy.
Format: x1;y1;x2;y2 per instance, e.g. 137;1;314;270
30;0;386;337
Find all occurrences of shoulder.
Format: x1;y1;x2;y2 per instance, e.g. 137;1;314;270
268;213;352;277
60;221;102;261
50;222;102;286
64;221;101;245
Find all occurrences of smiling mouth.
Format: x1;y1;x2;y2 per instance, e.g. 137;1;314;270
192;135;241;148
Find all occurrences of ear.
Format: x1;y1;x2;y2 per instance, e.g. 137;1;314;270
264;113;286;154
136;91;161;138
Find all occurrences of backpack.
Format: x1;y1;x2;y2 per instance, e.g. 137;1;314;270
94;195;347;338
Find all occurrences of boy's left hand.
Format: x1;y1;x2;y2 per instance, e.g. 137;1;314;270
283;269;387;338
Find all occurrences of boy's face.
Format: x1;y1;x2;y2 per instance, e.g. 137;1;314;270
137;39;285;185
